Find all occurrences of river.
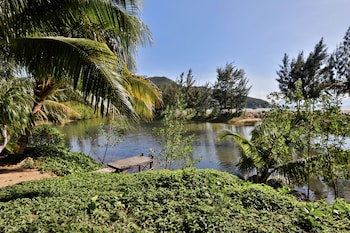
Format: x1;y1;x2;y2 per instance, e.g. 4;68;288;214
57;118;350;202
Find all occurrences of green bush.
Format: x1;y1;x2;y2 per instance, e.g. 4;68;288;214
24;144;102;176
0;169;349;232
31;124;65;147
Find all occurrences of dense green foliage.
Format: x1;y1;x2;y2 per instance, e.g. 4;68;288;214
150;71;212;119
0;0;161;154
64;101;99;120
276;39;330;100
24;145;102;176
0;169;349;232
149;76;270;111
176;70;212;117
220;81;350;197
153;85;197;169
332;26;350;95
212;62;251;114
0;78;34;153
30;124;66;147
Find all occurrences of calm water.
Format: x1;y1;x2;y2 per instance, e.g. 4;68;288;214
57;118;254;175
57;118;350;202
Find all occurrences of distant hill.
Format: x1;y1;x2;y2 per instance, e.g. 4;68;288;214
246;97;270;109
148;76;176;87
148;76;270;109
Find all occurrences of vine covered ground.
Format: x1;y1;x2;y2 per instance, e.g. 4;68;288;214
0;166;350;232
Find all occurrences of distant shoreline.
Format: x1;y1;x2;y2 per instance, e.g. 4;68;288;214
230;109;350;126
228;109;266;126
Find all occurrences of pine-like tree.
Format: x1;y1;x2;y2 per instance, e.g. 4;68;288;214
332;27;350;95
276;39;331;100
212;63;251;114
177;69;212;117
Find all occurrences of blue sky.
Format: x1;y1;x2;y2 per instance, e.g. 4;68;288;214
135;0;350;100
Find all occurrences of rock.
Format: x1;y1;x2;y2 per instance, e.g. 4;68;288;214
19;157;35;169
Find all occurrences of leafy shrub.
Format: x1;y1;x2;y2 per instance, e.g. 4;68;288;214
0;169;349;232
30;124;65;147
24;144;102;176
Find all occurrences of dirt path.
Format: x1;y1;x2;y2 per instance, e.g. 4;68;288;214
0;163;54;188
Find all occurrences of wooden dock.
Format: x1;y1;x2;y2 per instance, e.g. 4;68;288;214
107;153;153;173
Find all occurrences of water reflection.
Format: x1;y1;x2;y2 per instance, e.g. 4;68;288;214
57;119;350;202
57;119;254;174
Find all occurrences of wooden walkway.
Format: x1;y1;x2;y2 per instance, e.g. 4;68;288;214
107;153;153;173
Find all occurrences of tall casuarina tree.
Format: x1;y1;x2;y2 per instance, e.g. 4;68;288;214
332;27;350;95
276;39;330;101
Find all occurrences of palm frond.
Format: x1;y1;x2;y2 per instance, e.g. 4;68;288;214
0;0;152;70
218;130;261;173
218;130;256;155
1;0;133;37
0;78;34;135
274;158;308;183
37;100;82;123
274;153;322;184
10;36;137;119
123;74;162;120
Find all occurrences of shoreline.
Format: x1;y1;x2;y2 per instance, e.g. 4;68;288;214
228;109;266;126
230;109;350;126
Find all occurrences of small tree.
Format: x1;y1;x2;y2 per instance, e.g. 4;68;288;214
177;69;212;118
212;62;251;115
30;124;65;147
312;97;350;198
153;80;198;169
96;118;127;164
218;104;301;184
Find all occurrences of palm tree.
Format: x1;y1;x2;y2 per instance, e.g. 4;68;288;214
218;116;307;184
0;0;161;154
0;78;34;153
218;129;273;183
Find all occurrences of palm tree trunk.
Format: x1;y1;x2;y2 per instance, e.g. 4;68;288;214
15;128;30;155
259;168;271;184
0;125;10;153
15;101;44;155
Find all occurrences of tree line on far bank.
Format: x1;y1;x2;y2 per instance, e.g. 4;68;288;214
149;63;260;120
151;26;350;122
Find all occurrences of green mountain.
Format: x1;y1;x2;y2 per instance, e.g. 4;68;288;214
245;96;271;109
148;76;174;87
148;76;270;109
